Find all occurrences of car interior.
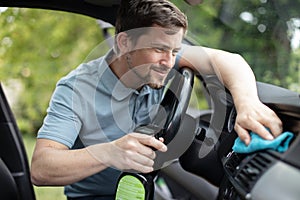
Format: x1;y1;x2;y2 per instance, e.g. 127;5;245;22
0;0;300;200
0;84;35;200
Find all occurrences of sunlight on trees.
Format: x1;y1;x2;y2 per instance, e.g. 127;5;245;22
0;0;299;136
0;8;105;135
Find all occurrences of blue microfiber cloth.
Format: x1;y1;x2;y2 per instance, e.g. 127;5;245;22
232;131;294;154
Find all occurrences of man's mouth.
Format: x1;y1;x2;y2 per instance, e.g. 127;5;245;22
151;66;170;76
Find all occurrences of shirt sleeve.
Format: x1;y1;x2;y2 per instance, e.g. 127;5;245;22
37;80;82;148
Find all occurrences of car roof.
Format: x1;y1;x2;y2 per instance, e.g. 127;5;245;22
0;0;201;25
0;0;121;24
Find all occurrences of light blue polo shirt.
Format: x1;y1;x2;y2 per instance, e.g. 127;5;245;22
37;50;167;197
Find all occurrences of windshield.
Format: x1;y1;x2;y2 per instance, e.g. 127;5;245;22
175;0;300;93
0;0;299;134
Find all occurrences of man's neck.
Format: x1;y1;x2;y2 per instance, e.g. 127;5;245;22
109;54;144;90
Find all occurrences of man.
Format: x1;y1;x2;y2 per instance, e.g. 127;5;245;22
31;0;282;199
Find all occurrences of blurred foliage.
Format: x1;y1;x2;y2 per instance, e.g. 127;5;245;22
0;8;104;135
0;0;299;137
173;0;300;89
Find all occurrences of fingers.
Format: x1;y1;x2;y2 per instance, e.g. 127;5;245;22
235;101;283;145
235;118;273;145
129;139;156;160
121;133;167;172
126;150;155;173
86;133;167;173
100;133;168;173
234;124;251;145
261;110;283;138
133;133;167;152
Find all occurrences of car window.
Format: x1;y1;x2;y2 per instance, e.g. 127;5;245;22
171;0;300;113
0;8;107;200
0;7;109;131
1;0;299;136
174;0;300;93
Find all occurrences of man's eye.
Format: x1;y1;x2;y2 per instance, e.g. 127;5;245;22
172;50;179;56
153;47;178;56
154;47;165;53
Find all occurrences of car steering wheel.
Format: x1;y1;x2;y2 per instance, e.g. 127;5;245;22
134;67;195;170
179;75;236;186
115;67;195;200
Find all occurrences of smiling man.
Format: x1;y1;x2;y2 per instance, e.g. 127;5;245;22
111;26;183;90
31;0;282;199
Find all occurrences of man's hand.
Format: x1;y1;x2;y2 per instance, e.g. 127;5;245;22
87;133;167;173
234;99;283;145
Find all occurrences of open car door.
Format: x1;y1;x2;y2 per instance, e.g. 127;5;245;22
0;84;36;200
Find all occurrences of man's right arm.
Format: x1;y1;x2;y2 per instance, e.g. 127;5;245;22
30;138;107;186
31;133;167;186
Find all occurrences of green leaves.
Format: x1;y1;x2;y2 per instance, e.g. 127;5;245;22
0;8;105;135
172;0;300;92
0;0;299;136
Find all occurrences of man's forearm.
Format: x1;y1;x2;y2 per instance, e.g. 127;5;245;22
31;139;107;186
210;50;259;105
180;45;259;103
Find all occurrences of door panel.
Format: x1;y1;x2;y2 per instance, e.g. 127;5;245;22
0;83;35;200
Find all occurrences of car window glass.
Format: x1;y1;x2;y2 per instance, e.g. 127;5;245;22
172;0;300;111
174;0;300;93
0;7;109;131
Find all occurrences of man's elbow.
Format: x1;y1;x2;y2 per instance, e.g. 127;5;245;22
31;175;43;186
30;164;49;186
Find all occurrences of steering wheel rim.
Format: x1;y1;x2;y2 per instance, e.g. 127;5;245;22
179;75;236;186
133;67;195;170
153;67;195;170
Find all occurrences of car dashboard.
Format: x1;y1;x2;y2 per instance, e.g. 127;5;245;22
181;76;300;200
216;81;300;200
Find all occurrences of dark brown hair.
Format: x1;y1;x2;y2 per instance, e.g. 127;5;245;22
115;0;188;34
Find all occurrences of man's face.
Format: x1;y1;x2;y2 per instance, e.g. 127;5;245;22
126;26;184;89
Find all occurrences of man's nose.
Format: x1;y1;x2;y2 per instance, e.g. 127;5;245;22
160;51;175;68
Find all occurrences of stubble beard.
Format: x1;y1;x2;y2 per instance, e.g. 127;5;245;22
126;55;168;89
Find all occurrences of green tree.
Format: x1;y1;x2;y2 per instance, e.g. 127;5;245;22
172;0;300;90
0;8;105;135
216;0;300;89
0;1;299;136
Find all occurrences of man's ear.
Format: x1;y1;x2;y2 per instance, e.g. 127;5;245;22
116;32;130;55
